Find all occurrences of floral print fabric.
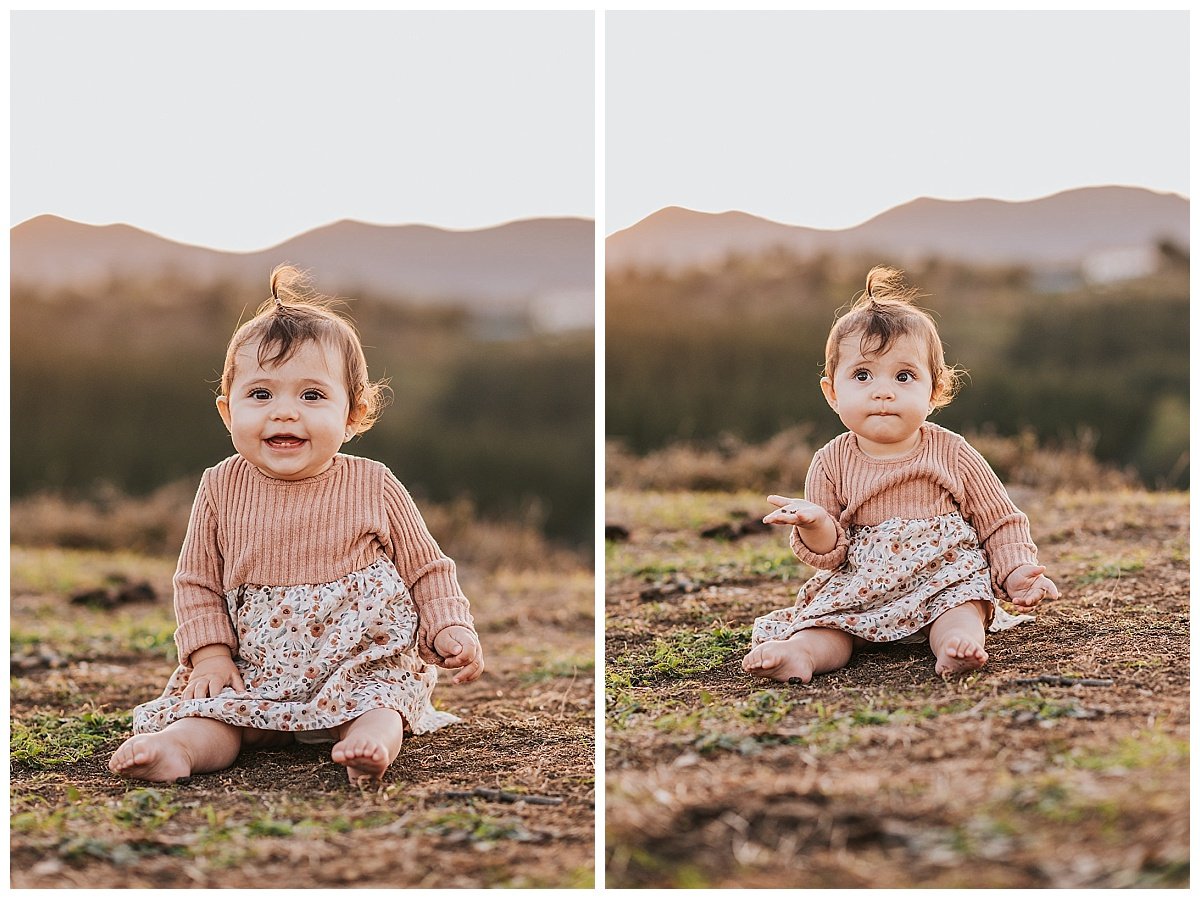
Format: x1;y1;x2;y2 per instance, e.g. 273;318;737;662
753;513;1034;646
133;558;459;738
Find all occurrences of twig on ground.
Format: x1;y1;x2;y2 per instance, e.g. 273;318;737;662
442;787;563;806
1014;674;1115;687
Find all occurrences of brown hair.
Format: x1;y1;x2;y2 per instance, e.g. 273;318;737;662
823;266;964;409
220;265;388;435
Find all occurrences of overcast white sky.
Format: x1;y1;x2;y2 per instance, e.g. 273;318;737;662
606;10;1190;235
11;11;595;251
10;11;1190;248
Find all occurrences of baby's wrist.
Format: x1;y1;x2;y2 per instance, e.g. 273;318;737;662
190;644;233;663
435;624;475;644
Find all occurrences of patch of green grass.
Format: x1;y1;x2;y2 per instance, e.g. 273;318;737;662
691;730;807;757
11;710;131;767
11;546;173;596
1064;729;1188;772
12;604;178;663
1006;776;1123;830
991;695;1095;721
738;689;800;725
245;817;295;838
605;489;768;533
613;541;799;585
422;809;537;844
114;788;178;831
57;835;188;864
617;623;752;686
518;655;596;683
609;843;714;889
1075;559;1146;585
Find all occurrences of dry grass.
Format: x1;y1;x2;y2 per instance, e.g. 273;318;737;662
606;428;1138;495
604;486;1189;888
11;544;595;889
11;484;584;573
606;427;818;493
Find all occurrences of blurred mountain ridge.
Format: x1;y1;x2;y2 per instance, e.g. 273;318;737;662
11;214;595;330
606;186;1188;274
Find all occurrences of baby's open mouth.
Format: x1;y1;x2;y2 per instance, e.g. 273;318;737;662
265;435;306;448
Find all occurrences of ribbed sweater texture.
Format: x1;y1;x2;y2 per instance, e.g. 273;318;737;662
172;454;474;667
795;423;1039;598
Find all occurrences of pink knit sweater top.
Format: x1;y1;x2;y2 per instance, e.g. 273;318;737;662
172;453;474;667
796;423;1039;598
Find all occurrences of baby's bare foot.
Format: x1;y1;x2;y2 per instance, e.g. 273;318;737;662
108;733;192;783
935;635;989;677
331;735;394;784
742;639;816;684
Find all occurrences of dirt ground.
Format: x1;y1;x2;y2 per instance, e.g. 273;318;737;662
10;549;595;888
605;488;1189;888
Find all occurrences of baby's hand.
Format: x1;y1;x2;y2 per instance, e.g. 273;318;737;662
763;495;829;529
1005;564;1060;609
183;646;245;699
434;625;485;684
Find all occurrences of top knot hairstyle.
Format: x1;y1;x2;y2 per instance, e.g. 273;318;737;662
220;264;389;435
824;266;965;409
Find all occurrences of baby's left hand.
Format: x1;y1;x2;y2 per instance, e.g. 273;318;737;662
1005;564;1060;609
433;625;485;684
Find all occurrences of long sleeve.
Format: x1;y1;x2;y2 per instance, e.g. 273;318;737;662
172;477;237;666
791;449;850;570
381;473;475;664
956;441;1039;597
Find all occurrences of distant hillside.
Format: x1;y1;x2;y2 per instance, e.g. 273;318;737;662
606;186;1189;273
10;215;595;330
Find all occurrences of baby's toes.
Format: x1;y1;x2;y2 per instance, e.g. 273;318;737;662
743;646;780;673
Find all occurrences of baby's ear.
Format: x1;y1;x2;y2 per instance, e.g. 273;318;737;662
344;402;369;439
819;376;838;411
216;395;232;432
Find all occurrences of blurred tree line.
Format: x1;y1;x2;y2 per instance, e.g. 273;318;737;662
606;251;1188;489
11;277;594;547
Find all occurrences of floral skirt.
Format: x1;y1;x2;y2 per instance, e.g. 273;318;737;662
752;513;1034;646
132;558;460;740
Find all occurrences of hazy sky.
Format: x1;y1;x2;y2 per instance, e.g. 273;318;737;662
606;10;1190;235
11;11;595;251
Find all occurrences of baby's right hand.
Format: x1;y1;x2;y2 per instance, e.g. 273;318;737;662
183;647;245;700
763;495;829;529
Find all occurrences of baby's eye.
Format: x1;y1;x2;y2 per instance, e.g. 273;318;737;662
301;389;325;401
249;388;271;400
896;370;916;383
852;370;871;382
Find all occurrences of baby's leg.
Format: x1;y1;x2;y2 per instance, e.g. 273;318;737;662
331;708;405;784
109;717;242;782
742;627;855;684
928;600;990;676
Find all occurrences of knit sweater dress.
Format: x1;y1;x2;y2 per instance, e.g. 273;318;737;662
752;423;1038;646
132;453;476;739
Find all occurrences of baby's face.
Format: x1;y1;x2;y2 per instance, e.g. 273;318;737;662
217;338;355;481
820;332;935;458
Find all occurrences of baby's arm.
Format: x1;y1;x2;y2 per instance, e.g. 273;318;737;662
771;450;849;568
173;475;240;668
381;471;479;666
432;625;486;683
763;495;838;555
957;441;1053;605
